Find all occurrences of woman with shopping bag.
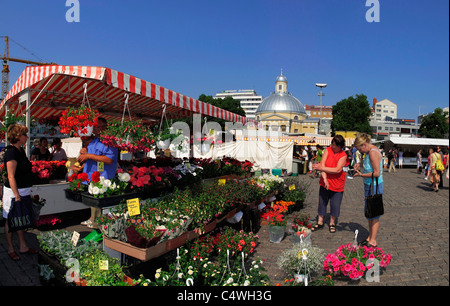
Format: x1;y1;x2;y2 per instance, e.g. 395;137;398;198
2;124;38;261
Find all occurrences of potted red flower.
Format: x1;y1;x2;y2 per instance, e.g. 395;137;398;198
59;105;99;136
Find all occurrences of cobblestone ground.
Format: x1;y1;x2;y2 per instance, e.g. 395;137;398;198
0;168;448;286
255;168;449;286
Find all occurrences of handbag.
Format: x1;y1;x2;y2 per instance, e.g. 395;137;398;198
7;195;35;232
436;155;445;171
365;173;384;219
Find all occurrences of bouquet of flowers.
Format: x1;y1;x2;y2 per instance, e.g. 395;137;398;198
323;243;392;280
59;105;99;135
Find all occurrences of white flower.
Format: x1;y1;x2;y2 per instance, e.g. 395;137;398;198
118;172;130;182
103;179;112;188
226;277;233;284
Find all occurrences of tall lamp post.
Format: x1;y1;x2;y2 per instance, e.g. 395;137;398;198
315;83;327;134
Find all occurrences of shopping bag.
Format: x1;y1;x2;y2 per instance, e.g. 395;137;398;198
436;159;445;171
7;195;35;232
365;174;384;219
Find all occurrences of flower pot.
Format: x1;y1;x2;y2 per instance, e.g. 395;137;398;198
268;225;286;243
157;139;170;149
77;124;94;137
120;152;132;161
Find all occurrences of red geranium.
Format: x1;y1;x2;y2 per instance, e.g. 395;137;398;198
90;171;101;183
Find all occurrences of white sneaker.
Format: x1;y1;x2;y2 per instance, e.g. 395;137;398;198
424;178;428;180
81;219;92;226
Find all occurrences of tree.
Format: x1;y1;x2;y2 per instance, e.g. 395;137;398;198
330;94;372;135
418;108;449;138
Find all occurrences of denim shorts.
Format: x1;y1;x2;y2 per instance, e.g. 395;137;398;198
364;182;383;220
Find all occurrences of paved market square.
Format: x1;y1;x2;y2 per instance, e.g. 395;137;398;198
0;168;448;286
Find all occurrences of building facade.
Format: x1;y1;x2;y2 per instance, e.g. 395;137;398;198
214;89;262;120
371;98;397;121
254;70;317;134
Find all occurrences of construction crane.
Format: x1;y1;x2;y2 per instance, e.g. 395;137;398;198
1;36;56;100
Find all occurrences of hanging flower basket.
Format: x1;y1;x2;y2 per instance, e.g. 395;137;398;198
99;119;155;153
59;105;99;136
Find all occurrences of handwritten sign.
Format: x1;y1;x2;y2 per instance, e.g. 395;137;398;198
127;198;140;216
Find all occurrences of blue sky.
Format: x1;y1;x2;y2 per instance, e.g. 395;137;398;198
2;0;449;120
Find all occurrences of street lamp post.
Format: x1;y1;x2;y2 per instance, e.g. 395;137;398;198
315;83;327;134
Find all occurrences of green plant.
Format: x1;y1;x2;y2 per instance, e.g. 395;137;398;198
277;244;326;277
37;230;101;266
78;249;132;286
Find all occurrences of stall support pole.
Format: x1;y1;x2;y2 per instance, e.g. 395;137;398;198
19;90;31;157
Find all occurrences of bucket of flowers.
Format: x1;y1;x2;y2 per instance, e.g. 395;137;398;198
260;202;288;243
58;105;99;136
290;214;313;245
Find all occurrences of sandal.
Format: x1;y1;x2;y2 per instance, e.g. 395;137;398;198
311;223;324;231
329;224;336;233
8;251;20;261
358;240;369;247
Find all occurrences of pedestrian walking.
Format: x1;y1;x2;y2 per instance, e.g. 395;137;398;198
398;149;404;169
311;135;349;234
388;148;396;173
353;133;383;248
429;147;442;192
417;149;422;173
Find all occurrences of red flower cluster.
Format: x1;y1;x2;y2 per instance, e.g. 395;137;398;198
129;166;163;189
91;171;101;183
260;202;288;226
59;106;99;135
68;172;89;191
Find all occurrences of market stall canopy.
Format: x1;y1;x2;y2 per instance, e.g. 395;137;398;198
236;135;355;147
0;65;255;125
387;136;449;147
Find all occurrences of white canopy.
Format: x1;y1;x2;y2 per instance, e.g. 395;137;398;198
388;136;449;147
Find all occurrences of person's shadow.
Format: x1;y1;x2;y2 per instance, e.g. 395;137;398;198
337;222;369;239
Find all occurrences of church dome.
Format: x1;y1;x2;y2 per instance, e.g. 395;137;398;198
256;92;306;114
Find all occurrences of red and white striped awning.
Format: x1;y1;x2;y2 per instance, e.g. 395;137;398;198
0;65;255;125
236;136;355;147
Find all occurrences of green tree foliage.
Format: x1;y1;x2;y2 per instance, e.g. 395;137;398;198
418;108;449;138
330;94;372;135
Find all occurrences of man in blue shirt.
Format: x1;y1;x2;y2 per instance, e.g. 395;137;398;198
79;117;118;228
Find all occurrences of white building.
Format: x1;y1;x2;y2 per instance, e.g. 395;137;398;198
371;98;397;121
214;89;263;120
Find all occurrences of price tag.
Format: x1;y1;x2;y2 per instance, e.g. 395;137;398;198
71;231;80;247
127;198;140;216
97;161;104;172
99;260;109;270
289;184;296;190
218;179;226;186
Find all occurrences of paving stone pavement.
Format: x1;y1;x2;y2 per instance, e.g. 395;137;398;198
255;168;449;286
0;168;448;286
